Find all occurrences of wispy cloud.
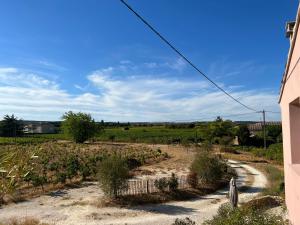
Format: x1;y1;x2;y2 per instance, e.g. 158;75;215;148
0;61;280;122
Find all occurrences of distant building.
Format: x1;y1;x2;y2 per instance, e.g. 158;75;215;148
24;122;56;134
279;4;300;225
247;121;281;133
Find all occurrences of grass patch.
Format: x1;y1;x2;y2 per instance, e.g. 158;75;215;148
203;203;286;225
261;165;285;197
233;143;283;165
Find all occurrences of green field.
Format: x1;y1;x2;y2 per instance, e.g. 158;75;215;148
96;126;200;144
0;126;203;145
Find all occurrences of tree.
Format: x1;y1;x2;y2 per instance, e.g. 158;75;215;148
97;154;129;198
61;111;100;143
236;125;250;145
266;125;282;143
0;114;23;137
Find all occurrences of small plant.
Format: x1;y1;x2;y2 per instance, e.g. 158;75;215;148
154;177;168;192
30;173;47;190
66;155;80;179
56;172;67;184
187;172;198;188
172;217;196;225
168;173;179;192
108;135;116;142
97;154;129;198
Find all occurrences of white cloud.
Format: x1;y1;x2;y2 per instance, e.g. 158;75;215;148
0;65;281;122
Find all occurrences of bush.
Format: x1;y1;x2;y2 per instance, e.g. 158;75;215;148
203;203;285;225
30;173;47;190
190;152;226;185
66;155;80;179
263;165;285;196
154;177;168;192
265;143;283;164
55;172;67;184
172;217;196;225
61;111;100;143
250;143;283;164
168;173;179;192
126;158;142;170
97;154;129;198
187;172;198;188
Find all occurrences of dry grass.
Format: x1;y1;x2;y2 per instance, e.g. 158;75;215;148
242;195;283;210
0;218;51;225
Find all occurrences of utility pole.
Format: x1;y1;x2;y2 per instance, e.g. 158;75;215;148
262;110;266;150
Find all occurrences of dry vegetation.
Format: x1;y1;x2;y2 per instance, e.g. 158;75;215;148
0;142;168;204
0;218;50;225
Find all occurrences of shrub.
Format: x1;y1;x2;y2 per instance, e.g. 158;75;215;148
55;172;67;184
154;177;168;192
126;158;142;170
79;163;91;180
66;155;80;179
30;173;47;190
168;173;179;192
203;203;285;225
263;165;284;196
172;217;196;225
190;152;226;185
97;154;129;198
187;172;198;188
265;143;283;164
250;143;283;164
61;111;100;143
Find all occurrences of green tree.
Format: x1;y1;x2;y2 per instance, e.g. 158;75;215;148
97;154;129;198
61;111;100;143
0;114;23;137
236;124;250;145
266;125;282;143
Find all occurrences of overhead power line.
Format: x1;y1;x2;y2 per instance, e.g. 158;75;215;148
120;0;259;113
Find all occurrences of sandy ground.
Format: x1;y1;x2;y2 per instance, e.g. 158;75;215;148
0;159;267;225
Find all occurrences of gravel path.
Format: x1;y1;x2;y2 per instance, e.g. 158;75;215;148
0;160;267;225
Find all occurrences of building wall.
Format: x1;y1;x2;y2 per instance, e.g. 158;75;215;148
280;9;300;224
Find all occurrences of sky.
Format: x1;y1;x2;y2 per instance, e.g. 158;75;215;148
0;0;298;122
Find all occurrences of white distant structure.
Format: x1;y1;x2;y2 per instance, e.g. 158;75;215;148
24;122;56;134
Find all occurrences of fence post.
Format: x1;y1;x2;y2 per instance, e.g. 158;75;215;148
146;180;149;194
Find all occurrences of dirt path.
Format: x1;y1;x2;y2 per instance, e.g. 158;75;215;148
0;160;267;225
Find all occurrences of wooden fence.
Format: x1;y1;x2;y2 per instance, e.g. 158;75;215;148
118;175;189;196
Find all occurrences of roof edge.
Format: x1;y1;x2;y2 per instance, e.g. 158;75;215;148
279;4;300;103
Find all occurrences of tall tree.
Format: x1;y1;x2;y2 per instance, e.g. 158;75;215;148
0;114;23;137
61;111;100;143
236;124;251;145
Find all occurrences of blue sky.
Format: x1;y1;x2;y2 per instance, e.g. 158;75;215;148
0;0;298;122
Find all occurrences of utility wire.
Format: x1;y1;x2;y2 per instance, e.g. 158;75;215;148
120;0;259;113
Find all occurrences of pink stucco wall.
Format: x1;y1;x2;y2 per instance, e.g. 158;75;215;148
280;8;300;224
